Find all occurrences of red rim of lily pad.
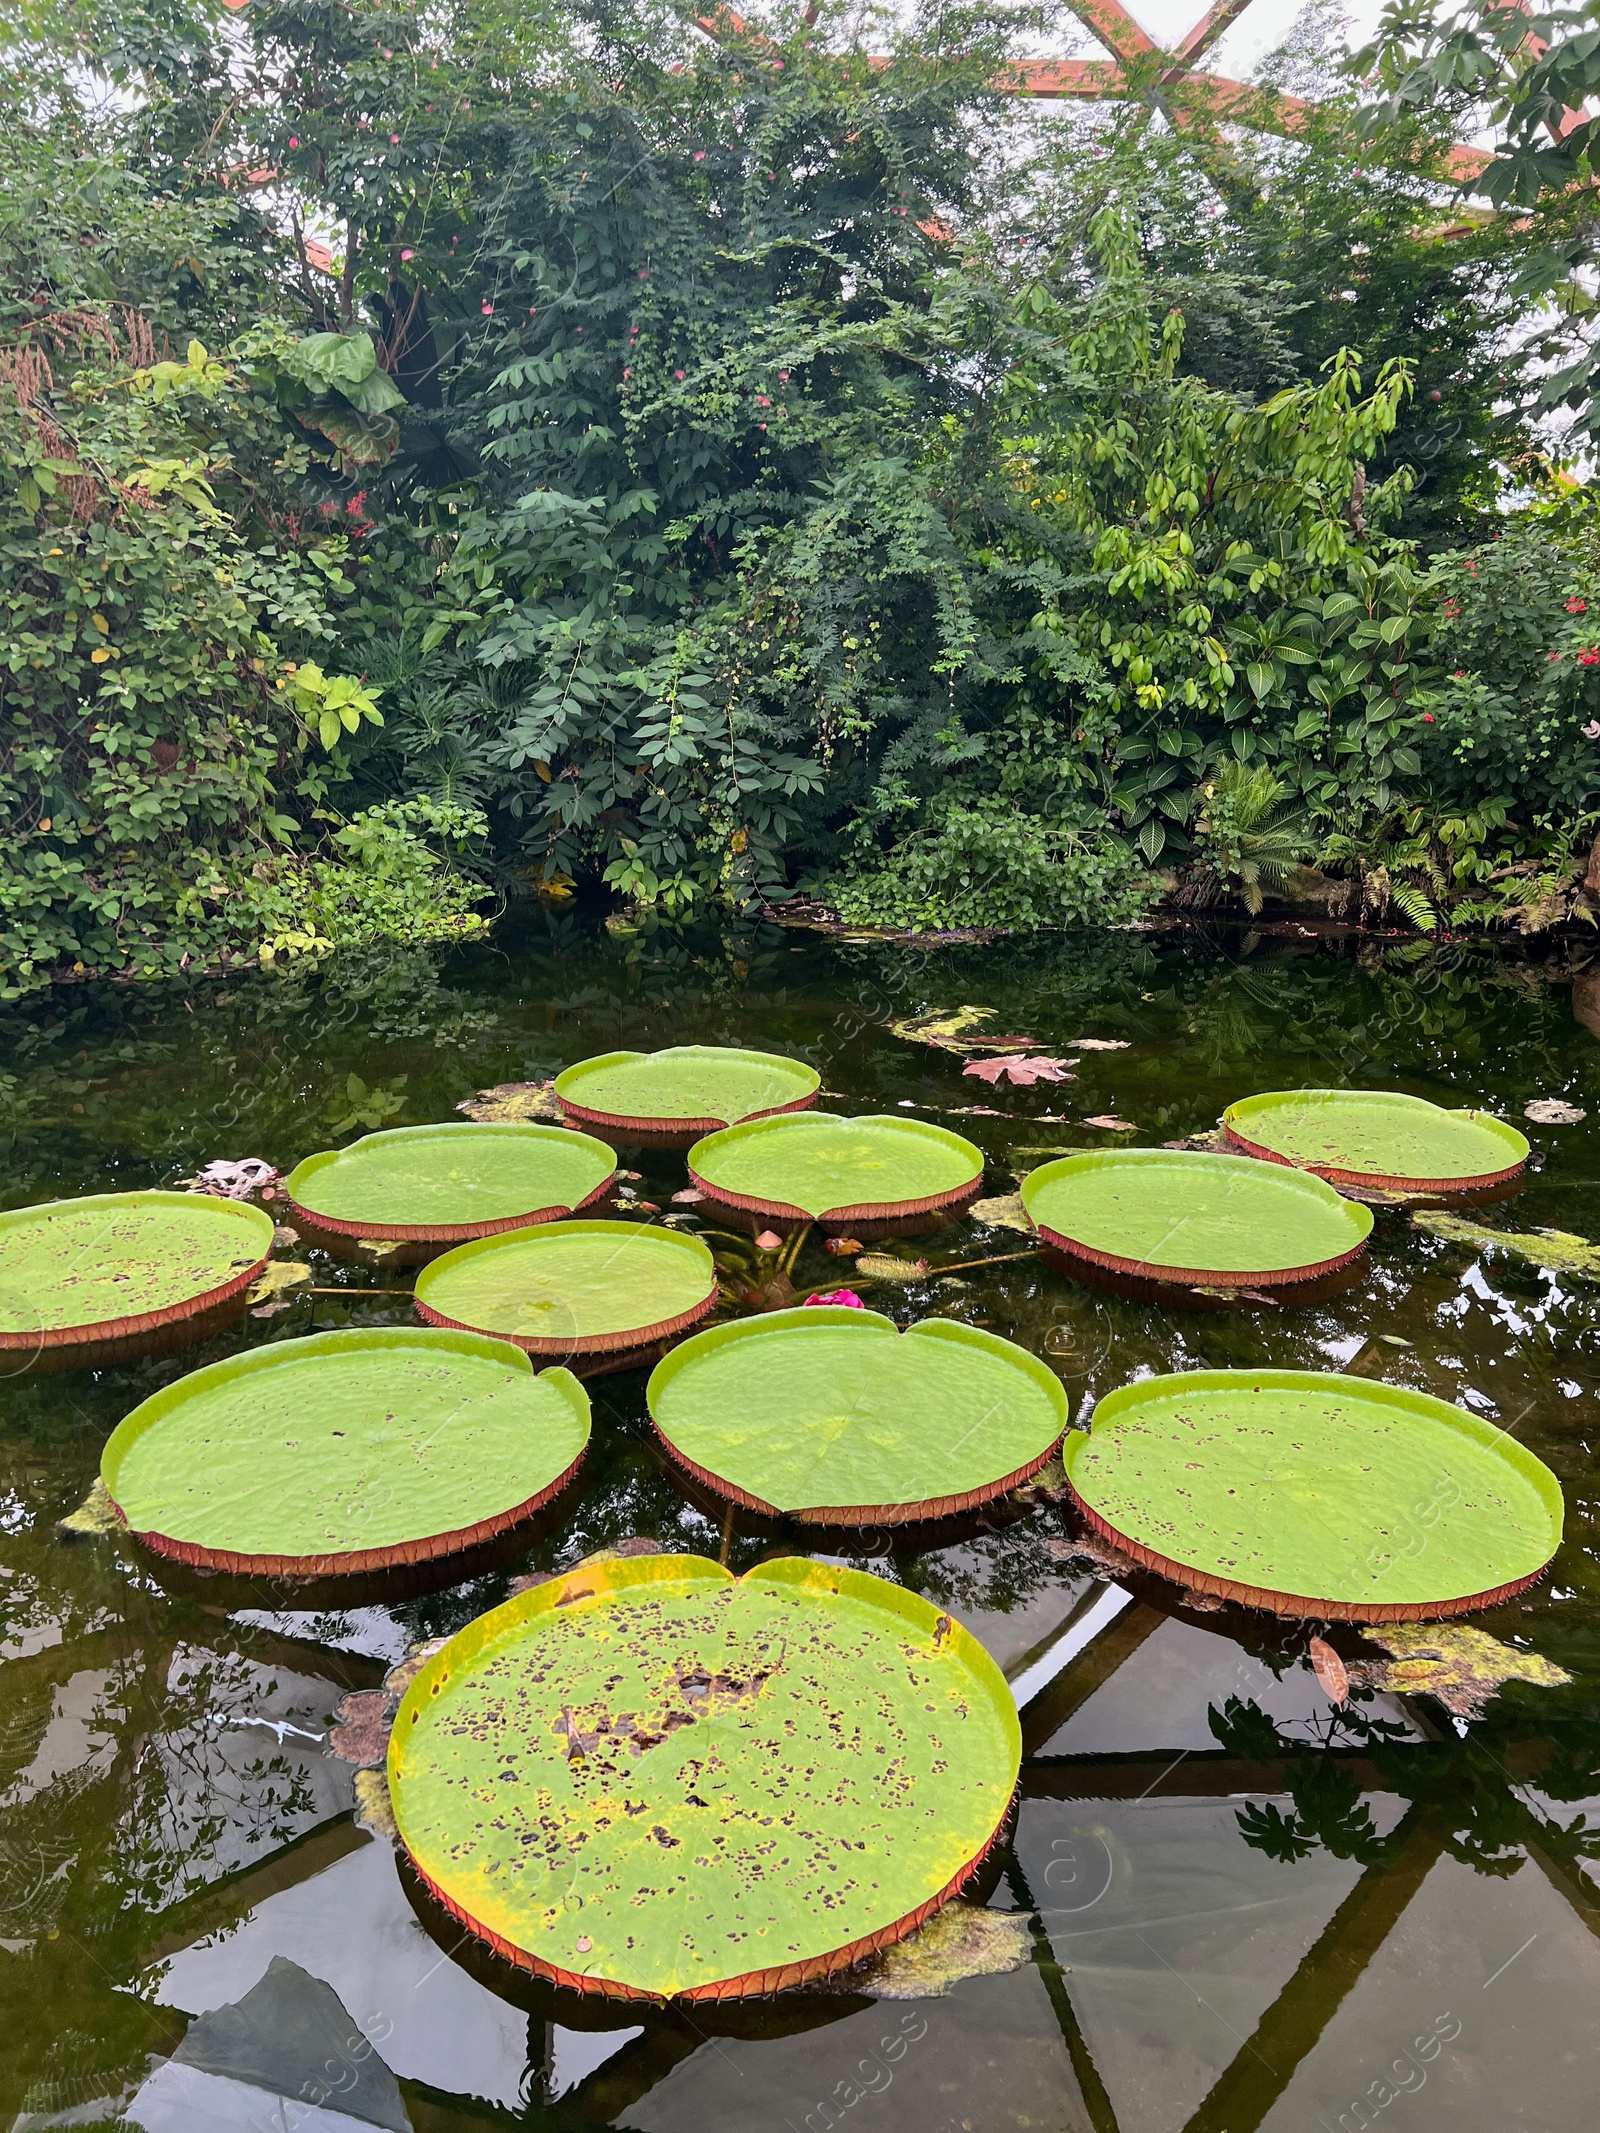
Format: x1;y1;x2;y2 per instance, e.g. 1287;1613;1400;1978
122;1465;585;1579
652;1430;1060;1526
1068;1497;1552;1621
1063;1369;1564;1622
408;1817;1008;2002
388;1554;1021;2000
1035;1230;1368;1290
691;1175;983;1229
0;1191;274;1354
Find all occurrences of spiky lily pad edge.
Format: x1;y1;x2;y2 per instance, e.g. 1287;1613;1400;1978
401;1789;1016;2004
1067;1490;1556;1623
1221;1126;1526;1196
651;1422;1064;1525
287;1173;615;1245
413;1288;718;1356
1036;1225;1370;1290
112;1448;588;1579
557;1090;819;1141
687;1176;984;1228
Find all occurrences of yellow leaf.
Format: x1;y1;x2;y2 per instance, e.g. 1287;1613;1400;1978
90;647;111;664
533;759;552;782
91;613;108;632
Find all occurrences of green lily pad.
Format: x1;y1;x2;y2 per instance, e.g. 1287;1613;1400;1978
1064;1369;1563;1619
554;1046;820;1134
286;1122;616;1241
1222;1090;1528;1191
648;1307;1067;1521
388;1553;1020;2000
688;1113;984;1222
413;1219;718;1356
0;1191;273;1348
101;1327;589;1575
1020;1149;1372;1284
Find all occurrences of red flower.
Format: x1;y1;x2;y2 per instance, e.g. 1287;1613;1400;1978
1422;712;1435;723
674;369;684;379
1580;649;1600;667
1452;669;1466;678
1568;597;1588;613
1550;651;1562;662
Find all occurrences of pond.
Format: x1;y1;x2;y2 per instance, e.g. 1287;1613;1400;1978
1;913;1597;2131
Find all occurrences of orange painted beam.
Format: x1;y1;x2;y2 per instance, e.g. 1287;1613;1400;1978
1057;0;1156;66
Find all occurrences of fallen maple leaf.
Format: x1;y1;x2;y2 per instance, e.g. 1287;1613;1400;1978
963;1054;1074;1086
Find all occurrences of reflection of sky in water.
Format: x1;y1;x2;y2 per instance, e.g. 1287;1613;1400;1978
0;919;1596;2125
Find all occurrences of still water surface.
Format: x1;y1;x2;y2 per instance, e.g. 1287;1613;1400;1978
1;915;1597;2131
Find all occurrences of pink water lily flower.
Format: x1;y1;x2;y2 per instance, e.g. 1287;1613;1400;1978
804;1288;866;1309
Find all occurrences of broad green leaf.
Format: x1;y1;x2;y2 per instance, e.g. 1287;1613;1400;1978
1020;1148;1370;1278
648;1309;1066;1516
689;1113;982;1220
103;1327;589;1566
287;1122;615;1234
1066;1369;1562;1612
389;1554;1020;1997
1222;1089;1528;1188
555;1046;819;1129
0;1191;272;1338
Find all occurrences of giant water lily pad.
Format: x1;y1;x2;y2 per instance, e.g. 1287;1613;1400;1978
413;1219;718;1358
387;1553;1019;1999
0;1191;273;1354
286;1122;616;1242
101;1327;589;1575
1020;1149;1372;1287
554;1046;819;1140
1064;1369;1563;1620
1222;1089;1528;1192
688;1113;984;1225
648;1307;1067;1522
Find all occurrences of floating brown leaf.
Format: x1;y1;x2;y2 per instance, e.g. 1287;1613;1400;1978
671;1188;705;1204
1308;1635;1349;1706
1353;1624;1571;1720
1065;1038;1131;1051
328;1690;391;1767
1082;1115;1137;1132
963;1055;1074;1086
1524;1098;1586;1124
824;1236;864;1256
